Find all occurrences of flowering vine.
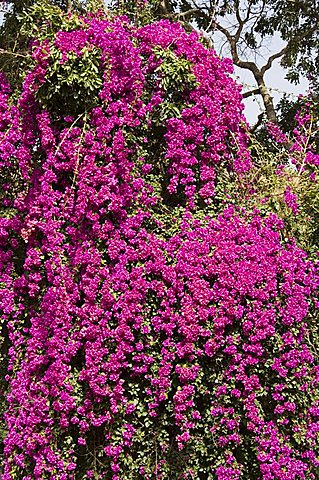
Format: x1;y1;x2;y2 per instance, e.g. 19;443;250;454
0;11;318;480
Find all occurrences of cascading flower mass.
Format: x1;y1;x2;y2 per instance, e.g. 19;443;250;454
0;12;318;480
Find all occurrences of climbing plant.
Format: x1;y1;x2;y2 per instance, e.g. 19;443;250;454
0;5;319;480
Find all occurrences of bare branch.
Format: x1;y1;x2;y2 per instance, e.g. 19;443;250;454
0;48;29;58
67;0;72;14
214;21;260;74
233;1;246;43
243;88;261;98
234;0;243;31
176;8;199;19
244;0;255;23
163;0;214;46
250;111;265;132
213;21;233;44
260;46;287;75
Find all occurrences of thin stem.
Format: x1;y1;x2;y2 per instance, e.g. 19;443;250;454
0;48;29;58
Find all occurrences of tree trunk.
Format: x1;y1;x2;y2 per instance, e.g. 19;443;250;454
255;74;278;124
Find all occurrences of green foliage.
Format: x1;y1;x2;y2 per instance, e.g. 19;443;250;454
116;0;160;25
230;133;319;258
38;45;103;115
19;0;69;39
152;46;199;122
0;0;107;93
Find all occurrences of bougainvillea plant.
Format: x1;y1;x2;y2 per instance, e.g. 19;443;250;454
238;101;319;257
0;7;319;480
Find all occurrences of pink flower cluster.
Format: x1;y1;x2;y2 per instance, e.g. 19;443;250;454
284;186;299;215
289;105;319;170
0;13;319;480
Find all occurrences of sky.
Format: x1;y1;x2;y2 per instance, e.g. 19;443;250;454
0;9;309;126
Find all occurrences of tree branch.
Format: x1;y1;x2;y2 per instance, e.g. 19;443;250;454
261;46;287;75
0;48;29;58
250;111;265;132
244;0;255;23
162;1;213;47
176;8;199;19
243;88;261;98
67;0;72;14
214;21;260;74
